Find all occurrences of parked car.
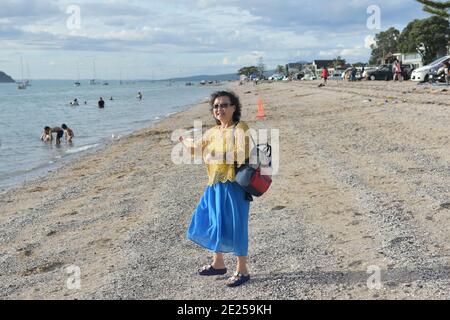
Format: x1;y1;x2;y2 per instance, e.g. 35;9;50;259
366;64;414;81
268;73;284;81
411;55;450;82
401;64;415;80
366;65;393;80
294;72;305;80
362;67;377;78
342;67;363;80
301;73;317;81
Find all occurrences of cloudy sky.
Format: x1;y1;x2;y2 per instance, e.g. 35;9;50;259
0;0;429;80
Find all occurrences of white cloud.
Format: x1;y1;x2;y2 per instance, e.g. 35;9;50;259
319;45;369;59
0;0;429;79
236;51;264;65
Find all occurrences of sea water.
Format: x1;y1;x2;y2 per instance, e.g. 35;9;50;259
0;80;224;191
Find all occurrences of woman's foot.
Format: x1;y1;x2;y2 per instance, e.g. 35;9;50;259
198;264;227;276
225;272;250;287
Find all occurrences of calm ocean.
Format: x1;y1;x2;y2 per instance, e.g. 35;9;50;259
0;80;224;192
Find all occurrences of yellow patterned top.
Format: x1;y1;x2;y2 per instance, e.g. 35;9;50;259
194;121;250;185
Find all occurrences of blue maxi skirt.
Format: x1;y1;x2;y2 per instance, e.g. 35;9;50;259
187;181;250;256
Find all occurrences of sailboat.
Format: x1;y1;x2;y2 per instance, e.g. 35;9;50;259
90;59;97;85
25;62;31;87
17;56;26;90
74;62;81;86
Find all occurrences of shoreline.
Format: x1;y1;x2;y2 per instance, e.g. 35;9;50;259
1;80;449;299
0;97;211;195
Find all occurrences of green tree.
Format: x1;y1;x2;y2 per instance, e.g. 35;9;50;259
416;0;450;18
369;27;400;65
398;16;449;65
275;65;285;74
237;66;259;77
332;56;346;68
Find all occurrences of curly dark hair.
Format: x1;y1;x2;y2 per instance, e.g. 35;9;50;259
210;90;242;125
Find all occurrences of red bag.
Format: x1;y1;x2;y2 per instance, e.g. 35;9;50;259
249;167;272;195
235;163;272;197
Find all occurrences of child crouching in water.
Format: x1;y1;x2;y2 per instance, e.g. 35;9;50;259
62;124;74;143
40;126;52;142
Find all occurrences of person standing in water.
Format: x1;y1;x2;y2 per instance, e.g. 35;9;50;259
98;97;105;109
61;124;74;143
137;92;143;101
51;126;64;145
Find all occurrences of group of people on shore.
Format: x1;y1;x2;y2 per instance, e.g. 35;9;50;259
40;124;74;145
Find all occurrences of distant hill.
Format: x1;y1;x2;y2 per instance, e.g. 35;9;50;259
162;70;276;82
164;73;239;82
0;71;15;83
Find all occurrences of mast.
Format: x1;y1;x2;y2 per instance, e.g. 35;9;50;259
26;61;31;86
93;59;96;83
90;59;97;85
20;56;24;82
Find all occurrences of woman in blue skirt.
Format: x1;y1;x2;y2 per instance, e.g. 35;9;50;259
180;91;251;287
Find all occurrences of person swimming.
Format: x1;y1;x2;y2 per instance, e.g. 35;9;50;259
61;124;74;143
70;98;79;106
40;126;52;142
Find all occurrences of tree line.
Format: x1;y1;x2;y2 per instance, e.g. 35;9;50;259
238;1;449;76
370;0;449;65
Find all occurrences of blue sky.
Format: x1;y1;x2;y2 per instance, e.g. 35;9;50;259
0;0;429;79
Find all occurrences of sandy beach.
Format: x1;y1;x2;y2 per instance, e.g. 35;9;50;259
0;80;449;300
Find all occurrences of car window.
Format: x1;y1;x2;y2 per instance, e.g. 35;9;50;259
430;56;450;66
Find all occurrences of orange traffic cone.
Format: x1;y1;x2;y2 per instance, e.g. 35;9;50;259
256;98;265;120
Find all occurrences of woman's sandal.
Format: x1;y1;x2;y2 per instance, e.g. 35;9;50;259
198;264;227;276
225;272;250;287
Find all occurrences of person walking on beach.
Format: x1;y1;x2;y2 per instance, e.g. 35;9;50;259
322;66;329;85
180;90;252;287
98;97;105;109
393;59;402;82
61;124;74;143
351;66;357;82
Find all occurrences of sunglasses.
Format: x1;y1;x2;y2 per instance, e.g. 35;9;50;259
213;103;233;109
